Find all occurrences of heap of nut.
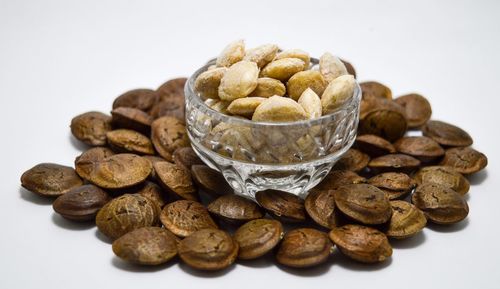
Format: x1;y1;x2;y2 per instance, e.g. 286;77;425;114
19;40;488;272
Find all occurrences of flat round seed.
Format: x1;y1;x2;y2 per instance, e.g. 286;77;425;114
368;154;421;174
414;166;470;195
112;89;158;112
234;219;283;260
70;111;112;146
135;181;166;208
106;129;155;155
333;148;370;172
160;200;218;237
422;120;473;147
340;58;356;78
74;147;115;181
412;183;469;224
149;97;185;121
53;184;110;221
190;165;233;197
359;110;407;142
286;70;327;101
87;154;151;189
112;227;178;265
394;93;432;128
256;190;306;223
355;134;397;157
329;224;392;263
314;170;366;192
21;163;83;197
393;136;445;162
439;147;488;175
304;189;337;229
360;81;392;100
178;228;239;271
385;200;426;239
276;228;333;268
368;172;416;200
156;77;187;100
154;162;197;201
142;155;167;179
208;194;263;223
334;184;392;225
111;107;153;134
172;147;204;171
151;116;190;161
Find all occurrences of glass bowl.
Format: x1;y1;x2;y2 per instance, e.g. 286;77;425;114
185;58;361;200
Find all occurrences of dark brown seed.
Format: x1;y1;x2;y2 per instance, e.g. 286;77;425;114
440;147;487;175
360;81;392;100
340;59;356;78
21;163;83;197
412;183;469;224
191;165;233;197
96;194;160;240
149;98;185;121
112;227;178;265
393;136;445;162
88;154;152;189
333;148;370;172
359;110;407;142
256;190;306;223
142;155;167;179
208;195;263;223
368;154;421;174
304;189;337;229
276;228;333;268
111;107;153;134
157;77;187;101
355;134;397;157
394;93;432;128
70;111;112;146
414;166;470;195
173;147;204;171
334;184;392;225
422;120;473;147
368;172;416;200
329;224;392;263
53;184;110;221
135;181;166;208
74;147;115;181
385;200;426;239
178;228;238;271
160;200;218;237
106;129;155;155
112;89;159;112
234;219;283;260
360;96;406;119
314;170;366;192
151;116;190;161
154;162;197;201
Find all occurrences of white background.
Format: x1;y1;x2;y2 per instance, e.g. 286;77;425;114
1;0;499;288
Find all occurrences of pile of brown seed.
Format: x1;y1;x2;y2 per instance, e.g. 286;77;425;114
20;66;488;271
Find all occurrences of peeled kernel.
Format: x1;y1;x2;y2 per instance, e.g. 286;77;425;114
243;44;279;68
275;49;310;69
321;75;355;114
319;52;348;82
286;70;327;101
216;39;245;67
218;61;259;101
261;58;305;82
252;95;308;122
249;77;286;97
298;88;322;119
194;67;227;99
227;97;266;118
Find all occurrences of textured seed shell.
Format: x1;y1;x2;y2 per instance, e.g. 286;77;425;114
252;95;308;122
178;228;238;271
319;52;348;83
359;109;407;142
154;162;197;201
314;170;366;192
70;111;112;146
74;147;115;181
194;67;227;99
151;116;190;161
393;136;445;162
21;163;83;197
275;49;310;69
112;89;159;112
172;146;204;171
106;129;155;155
243;44;279;68
227;97;267;118
394;93;432;128
218;61;259;101
297;88;322;119
439;147;487;175
234;219;283;260
386;200;426;239
135;181;166;208
111;107;153;135
368;154;421;174
422;120;473;147
355;134;396;157
87;154;151;189
160;200;218;237
255;190;306;223
191;165;233;197
414;166;470;195
216;40;245;67
321;75;356;114
304;189;337;229
360;81;392;100
333;148;370;172
368;172;416;200
53;184;110;221
112;227;178;265
249;77;286;97
276;228;333;268
329;224;392;263
261;58;305;81
208;194;263;222
157;78;187;100
341;59;357;78
287;70;327;101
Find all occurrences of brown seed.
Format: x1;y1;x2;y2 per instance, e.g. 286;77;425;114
304;189;337;229
329;224;392;263
255;190;306;223
393;136;445;162
208;194;263;223
96;194;160;240
111;107;153;134
334;184;392;225
178;228;238;271
142;155;167;179
172;147;204;171
53;184;110;221
333;148;370;172
414;166;470;195
359;110;407;142
112;227;178;265
21;163;83;197
412;183;469;224
422;120;473;147
385;200;426;239
234;219;283;260
368;172;416;200
360;81;392;100
154;162;197;201
276;228;333;268
151;116;190;161
112;89;159;112
135;181;166;208
160;200;218;237
190;165;233;197
70;111;112;146
149;97;185;121
340;59;356;78
368;154;421;174
157;77;187;100
74;147;115;181
394;93;432;128
88;154;152;189
314;170;366;192
106;129;155;155
355;134;397;157
440;147;488;175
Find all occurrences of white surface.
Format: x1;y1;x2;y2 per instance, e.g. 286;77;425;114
1;0;499;288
